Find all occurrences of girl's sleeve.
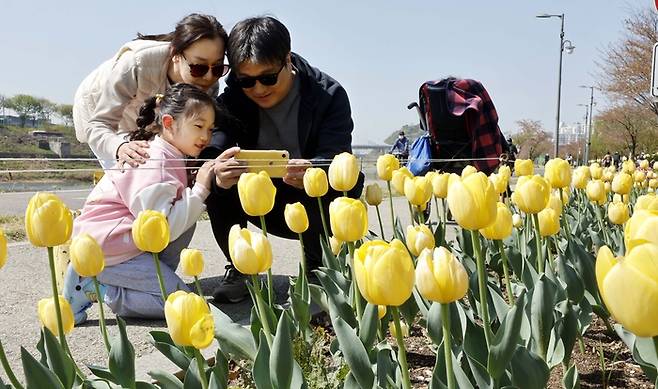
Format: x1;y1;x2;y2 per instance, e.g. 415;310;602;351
85;51;139;162
127;181;210;242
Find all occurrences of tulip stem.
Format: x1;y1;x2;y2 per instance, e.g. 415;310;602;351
298;233;307;276
386;181;396;235
0;337;24;389
469;230;492;348
194;348;209;389
47;247;68;350
152;252;168;303
317;197;331;246
259;216;274;308
407;202;415;225
347;242;363;322
375;205;386;240
559;188;572;237
391;307;412;389
417;206;426;225
92;276;111;354
441;303;456;389
193;276;204;298
495;240;515;305
594;206;611;246
251;275;273;347
653;336;658;363
532;214;545;274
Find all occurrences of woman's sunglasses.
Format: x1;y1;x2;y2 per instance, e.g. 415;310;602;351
236;63;286;89
182;53;230;78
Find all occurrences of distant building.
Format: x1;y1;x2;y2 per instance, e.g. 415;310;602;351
546;122;586;146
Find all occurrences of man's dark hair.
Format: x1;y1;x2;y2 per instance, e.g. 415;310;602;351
227;16;291;67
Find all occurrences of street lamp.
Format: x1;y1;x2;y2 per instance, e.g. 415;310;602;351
577;103;590;164
537;13;575;158
579;85;596;163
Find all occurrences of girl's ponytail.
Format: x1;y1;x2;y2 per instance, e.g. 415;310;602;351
130;96;159;141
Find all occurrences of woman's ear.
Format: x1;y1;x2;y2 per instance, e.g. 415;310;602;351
162;114;174;129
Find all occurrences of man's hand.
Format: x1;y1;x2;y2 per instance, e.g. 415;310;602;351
213;147;246;189
283;159;312;189
117;141;150;168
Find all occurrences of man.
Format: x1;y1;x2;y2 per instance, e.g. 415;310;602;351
200;16;363;303
390;131;409;159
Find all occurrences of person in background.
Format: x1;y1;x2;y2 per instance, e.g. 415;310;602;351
390;131;410;160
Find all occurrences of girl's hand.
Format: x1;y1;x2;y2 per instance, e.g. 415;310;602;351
195;161;216;190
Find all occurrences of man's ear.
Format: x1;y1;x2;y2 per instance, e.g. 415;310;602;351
286;52;292;66
162;114;174;129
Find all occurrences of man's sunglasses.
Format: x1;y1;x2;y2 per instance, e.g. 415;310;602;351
236;63;286;89
182;53;230;78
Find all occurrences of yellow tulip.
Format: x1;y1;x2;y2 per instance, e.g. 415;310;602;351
596;243;658;337
480;202;513;240
640;160;650;169
377;154;400;181
447;172;497;230
512;214;523;228
38;295;74;336
328;152;359;192
590;163;603;179
489;173;508;194
612;173;633;195
547;192;563;215
25;192;73;247
499;165;512;180
514;159;534;176
238;171;277;217
329;197;368;242
389;320;410;338
511;175;551;214
461;165;477;178
608;202;629;225
180;248;204;277
621;160;635;174
572;166;590;189
415;247;468;304
624;210;658;250
132;210;170;253
635;193;658;211
164;290;214;349
70;233;105;277
603;170;614;182
303;168;329;198
354;239;415;306
634;170;647;183
406;224;435;256
425;171;438;184
537;208;560;237
284;202;309;233
604;182;612;193
431;173;450;199
391;167;413;195
404;176;432;206
0;230;7;270
544;158;572;188
228;225;273;274
650;179;658;189
613;194;629;204
586;180;607;205
330;236;343;256
364;183;383;206
377;305;387;319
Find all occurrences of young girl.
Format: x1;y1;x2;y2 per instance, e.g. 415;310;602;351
64;83;227;323
73;13;229;169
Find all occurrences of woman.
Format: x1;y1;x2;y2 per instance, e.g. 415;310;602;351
73;13;228;168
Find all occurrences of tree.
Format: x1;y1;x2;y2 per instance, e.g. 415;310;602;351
36;98;56;125
512;119;552;161
5;94;41;127
57;104;74;127
592;103;658;157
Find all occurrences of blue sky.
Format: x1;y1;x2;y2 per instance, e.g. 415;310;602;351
0;1;643;144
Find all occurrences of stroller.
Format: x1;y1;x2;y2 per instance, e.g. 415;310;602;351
407;77;507;176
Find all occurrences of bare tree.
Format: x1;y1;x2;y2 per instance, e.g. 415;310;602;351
512;119;552;161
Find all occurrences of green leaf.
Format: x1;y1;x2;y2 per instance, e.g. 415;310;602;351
208;348;229;389
252;332;271;389
555;301;579;367
109;317;136;389
509;347;549;389
35;330;48;366
376;344;395;389
398;293;420;328
556;256;585;304
147;369;183;389
487;291;527;379
182;358;202;389
87;365;116;382
563;364;581;389
463;318;488;366
320;235;342;271
530;275;556;361
332;316;375;389
149;331;192;371
209;304;257;361
359;304;379;349
315;271;357;328
135;382;158;389
42;328;75;389
412;288;431;320
20;346;64;389
567;239;600;305
270;312;294;389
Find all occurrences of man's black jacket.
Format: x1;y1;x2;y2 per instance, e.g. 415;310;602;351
200;53;354;161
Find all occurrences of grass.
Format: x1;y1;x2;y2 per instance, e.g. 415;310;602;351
0;214;25;242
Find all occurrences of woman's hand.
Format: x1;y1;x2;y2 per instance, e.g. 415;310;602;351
213;147;246;189
117;141;150;168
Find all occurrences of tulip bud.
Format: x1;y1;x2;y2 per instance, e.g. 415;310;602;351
377;305;387;319
354;240;415;306
70;233;105;277
624;210;658;250
654;161;658;170
635;193;658;211
238;171;277;216
547;192;563;215
404;176;432;207
389;320;410;338
544;158;572;188
364;183;383;206
329;197;368;242
329;236;343;256
608;202;629;225
377;154;400;181
38;295;74;336
303;168;329;198
499;165;512;179
572;166;590;189
480;202;513;240
132;210;170;253
461;165;477;178
603;170;614;182
586;180;607;205
622;160;635;174
514;159;534;176
634;170;647;183
165;290;214;349
25;192;73;247
447;172;497;230
640;160;650;169
650;179;658;189
512;214;523;228
612;173;633;195
406;224;435;256
537;208;560;237
431;173;450;199
511;175;551;214
284;202;309;234
228;225;273;274
328;152;359;192
180;248;204;277
489;173;508;194
415;247;468;304
391;167;413;195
